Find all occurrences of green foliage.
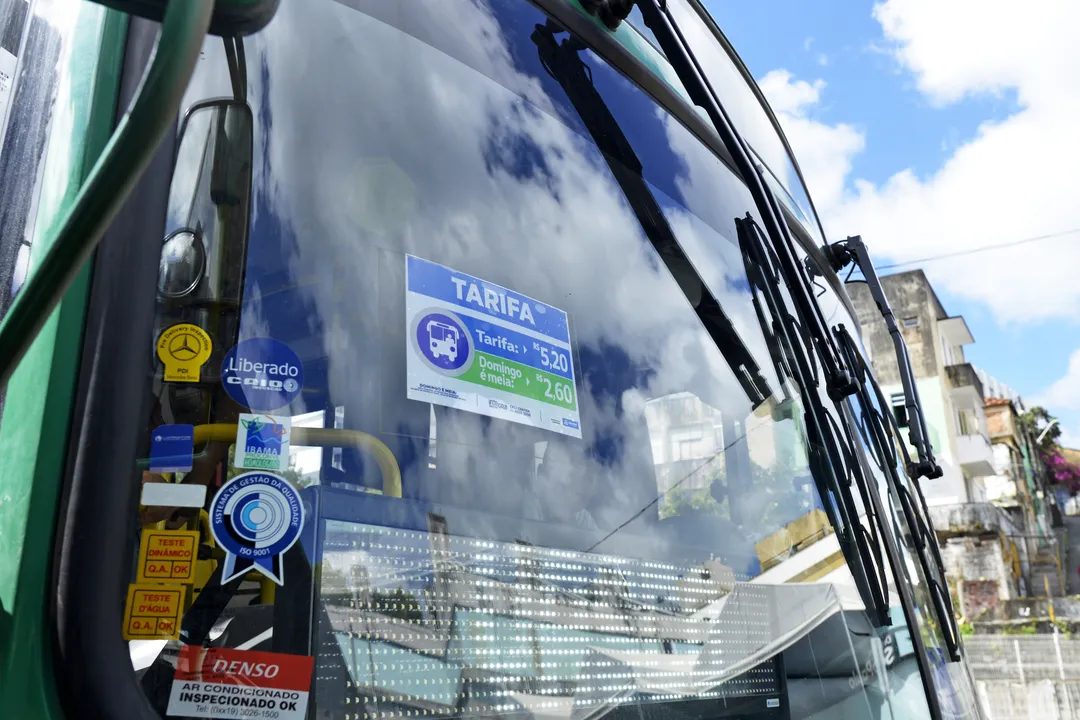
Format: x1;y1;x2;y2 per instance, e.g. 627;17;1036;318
658;455;810;531
959;621;974;637
318;562;353;605
1001;622;1039;635
370;587;424;624
1020;406;1061;454
661;485;726;520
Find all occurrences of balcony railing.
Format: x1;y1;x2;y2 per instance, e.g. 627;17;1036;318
955;432;996;476
929;502;1023;537
946;362;985;397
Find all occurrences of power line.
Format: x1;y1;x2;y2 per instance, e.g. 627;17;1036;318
875;227;1080;270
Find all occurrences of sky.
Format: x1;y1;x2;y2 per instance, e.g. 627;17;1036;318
702;0;1080;448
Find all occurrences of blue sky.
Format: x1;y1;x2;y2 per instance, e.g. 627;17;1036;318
703;0;1080;446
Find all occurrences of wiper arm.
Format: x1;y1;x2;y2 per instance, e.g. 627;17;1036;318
532;20;772;408
624;0;856;403
738;216;890;629
823;235;943;481
835;325;962;662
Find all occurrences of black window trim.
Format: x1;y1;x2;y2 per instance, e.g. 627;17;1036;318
52;15;178;720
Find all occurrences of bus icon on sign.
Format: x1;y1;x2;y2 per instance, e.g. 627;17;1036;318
413;310;472;375
428;320;459;362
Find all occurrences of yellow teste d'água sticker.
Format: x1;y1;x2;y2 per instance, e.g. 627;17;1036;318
122;584;186;640
156;323;212;382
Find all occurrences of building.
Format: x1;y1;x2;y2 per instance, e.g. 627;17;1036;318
847;270;995;507
982;396;1052;537
848;271;1060;622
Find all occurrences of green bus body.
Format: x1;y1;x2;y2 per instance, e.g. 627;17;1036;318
0;1;984;719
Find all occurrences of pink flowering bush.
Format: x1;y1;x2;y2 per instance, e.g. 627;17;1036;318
1044;450;1080;492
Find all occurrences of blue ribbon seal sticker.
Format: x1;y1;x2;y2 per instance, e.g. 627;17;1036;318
221;338;304;412
209;471;304;585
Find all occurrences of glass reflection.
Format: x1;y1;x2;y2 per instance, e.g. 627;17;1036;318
134;0;940;717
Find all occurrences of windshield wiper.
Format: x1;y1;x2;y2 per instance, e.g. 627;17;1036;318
836;324;962;662
822;235;943;481
623;0;856;404
738;216;890;628
532;20;772;408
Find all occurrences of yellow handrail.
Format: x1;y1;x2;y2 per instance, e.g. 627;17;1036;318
193;424;402;498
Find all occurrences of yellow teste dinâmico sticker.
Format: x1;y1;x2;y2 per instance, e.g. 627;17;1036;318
156;323;212;382
137;528;199;583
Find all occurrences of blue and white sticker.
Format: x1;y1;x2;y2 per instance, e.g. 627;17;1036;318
149;424;194;473
209;472;304;585
404;255;581;438
221;338;304;412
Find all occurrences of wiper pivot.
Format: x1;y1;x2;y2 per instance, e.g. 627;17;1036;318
579;0;636;30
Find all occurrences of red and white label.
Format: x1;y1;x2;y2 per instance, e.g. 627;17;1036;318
167;646;314;720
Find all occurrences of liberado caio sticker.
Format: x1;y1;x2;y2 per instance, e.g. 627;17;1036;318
209;472;304;585
220;337;304;412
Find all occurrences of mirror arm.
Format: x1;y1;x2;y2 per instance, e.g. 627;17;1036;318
0;0;214;386
823;235;943;481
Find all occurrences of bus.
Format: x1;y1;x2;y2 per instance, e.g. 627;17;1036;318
0;0;986;718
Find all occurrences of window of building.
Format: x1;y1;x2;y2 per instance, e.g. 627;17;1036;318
891;393;909;428
901;316;920;328
958;408;980;436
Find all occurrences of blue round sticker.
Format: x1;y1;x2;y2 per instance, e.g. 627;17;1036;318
410;309;474;376
209;471;304;585
221;338;304;411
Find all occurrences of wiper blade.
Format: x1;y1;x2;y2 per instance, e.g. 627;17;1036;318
631;0;857;403
823;235;943;481
532;20;772;408
836;325;962;662
738;216;889;628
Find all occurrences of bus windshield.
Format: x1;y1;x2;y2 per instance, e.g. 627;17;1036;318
128;0;941;718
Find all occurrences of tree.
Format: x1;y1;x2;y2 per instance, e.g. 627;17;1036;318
1019;406;1080;492
1019;406;1061;454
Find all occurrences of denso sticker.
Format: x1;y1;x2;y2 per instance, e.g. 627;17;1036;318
167;646;314;720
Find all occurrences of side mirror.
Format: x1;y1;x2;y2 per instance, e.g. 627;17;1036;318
91;0;279;36
155;99;252;391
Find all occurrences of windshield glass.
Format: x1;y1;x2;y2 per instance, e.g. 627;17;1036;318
125;1;937;718
804;250;982;718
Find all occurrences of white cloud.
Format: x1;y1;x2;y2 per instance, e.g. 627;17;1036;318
1034;349;1080;412
758;0;1080;324
1059;425;1080;450
1034;351;1080;451
758;70;865;211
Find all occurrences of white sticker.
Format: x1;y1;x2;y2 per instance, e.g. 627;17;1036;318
141;483;207;508
767;698;780;708
234;413;292;471
0;48;16;157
